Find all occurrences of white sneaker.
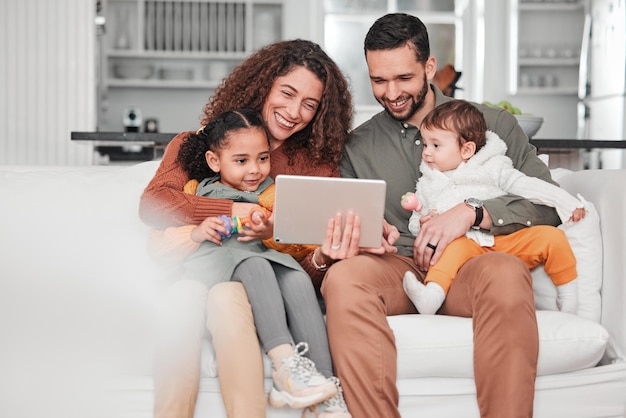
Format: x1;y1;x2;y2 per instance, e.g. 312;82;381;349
302;376;351;418
268;342;337;409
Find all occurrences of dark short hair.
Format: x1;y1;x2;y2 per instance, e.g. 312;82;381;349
421;100;488;151
364;13;430;63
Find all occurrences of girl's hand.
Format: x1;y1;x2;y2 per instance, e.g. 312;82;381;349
237;211;274;242
191;217;229;245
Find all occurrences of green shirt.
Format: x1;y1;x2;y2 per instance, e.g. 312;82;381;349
341;85;560;257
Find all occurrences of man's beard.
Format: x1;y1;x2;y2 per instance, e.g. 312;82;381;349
382;74;429;122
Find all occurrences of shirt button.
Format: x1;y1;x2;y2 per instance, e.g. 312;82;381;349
400;129;405;135
415;139;421;145
403;123;409;128
497;219;504;225
526;220;532;226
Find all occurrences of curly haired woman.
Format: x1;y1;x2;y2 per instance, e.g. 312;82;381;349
139;39;353;418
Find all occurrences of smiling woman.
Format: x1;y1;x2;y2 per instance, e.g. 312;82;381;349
138;39;354;418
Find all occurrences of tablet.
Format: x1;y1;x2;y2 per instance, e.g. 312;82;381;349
273;175;387;248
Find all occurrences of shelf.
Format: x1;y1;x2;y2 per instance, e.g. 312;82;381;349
515;86;578;95
519;1;584;12
518;57;580;67
101;0;283;89
106;50;248;60
107;79;221;89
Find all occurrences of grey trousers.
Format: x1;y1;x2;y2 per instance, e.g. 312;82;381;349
231;256;333;377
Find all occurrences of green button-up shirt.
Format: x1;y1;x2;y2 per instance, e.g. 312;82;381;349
341;85;559;257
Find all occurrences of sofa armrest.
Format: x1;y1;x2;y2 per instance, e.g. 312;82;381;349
558;169;626;357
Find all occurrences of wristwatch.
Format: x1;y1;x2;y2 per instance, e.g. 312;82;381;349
464;198;484;230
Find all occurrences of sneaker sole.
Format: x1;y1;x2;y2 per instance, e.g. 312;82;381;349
302;408;352;418
268;382;337;409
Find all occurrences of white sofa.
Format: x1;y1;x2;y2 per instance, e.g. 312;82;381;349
1;161;625;418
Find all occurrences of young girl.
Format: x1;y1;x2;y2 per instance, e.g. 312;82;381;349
176;108;342;411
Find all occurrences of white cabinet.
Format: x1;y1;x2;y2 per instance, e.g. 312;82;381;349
102;0;283;90
98;0;282;132
508;0;585;95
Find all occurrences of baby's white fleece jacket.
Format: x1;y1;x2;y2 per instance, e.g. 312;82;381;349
408;130;584;246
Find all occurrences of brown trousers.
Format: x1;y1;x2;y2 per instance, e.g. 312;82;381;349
321;252;539;418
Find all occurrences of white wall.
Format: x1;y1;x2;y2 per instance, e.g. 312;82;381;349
0;0;96;165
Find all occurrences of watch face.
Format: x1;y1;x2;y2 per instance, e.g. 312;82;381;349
467;197;483;208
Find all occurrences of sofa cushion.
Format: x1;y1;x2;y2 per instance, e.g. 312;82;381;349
391;310;608;378
199;310;609;379
531;169;603;323
531;200;602;322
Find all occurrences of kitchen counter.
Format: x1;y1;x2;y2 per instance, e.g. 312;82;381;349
71;131;178;162
71;132;626;166
71;131;177;145
529;139;626;152
72;132;626;149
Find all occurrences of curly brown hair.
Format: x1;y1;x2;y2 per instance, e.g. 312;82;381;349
200;39;353;167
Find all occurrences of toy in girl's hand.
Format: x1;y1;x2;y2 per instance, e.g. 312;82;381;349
217;206;272;239
401;192;423;212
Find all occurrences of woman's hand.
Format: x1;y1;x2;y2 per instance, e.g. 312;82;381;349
316;212;398;267
232;202;259;218
319;212;362;261
191;217;229;245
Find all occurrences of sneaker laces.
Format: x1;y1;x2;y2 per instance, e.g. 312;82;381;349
322;376;348;411
285;342;321;383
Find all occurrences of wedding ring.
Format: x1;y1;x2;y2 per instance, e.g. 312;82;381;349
331;244;341;250
426;242;437;251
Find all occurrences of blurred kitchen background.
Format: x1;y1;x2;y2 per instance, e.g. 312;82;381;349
1;0;624;167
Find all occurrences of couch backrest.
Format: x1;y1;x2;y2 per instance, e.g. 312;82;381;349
559;169;626;356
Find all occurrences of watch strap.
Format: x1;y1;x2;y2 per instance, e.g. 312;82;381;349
472;206;483;229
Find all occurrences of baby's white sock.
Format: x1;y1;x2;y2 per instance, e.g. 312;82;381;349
403;272;445;315
556;279;579;314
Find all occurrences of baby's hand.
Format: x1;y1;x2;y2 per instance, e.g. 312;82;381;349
401;192;422;212
569;207;586;222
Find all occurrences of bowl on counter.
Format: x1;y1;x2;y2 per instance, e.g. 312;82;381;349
514;115;544;138
112;63;154;80
159;67;194;81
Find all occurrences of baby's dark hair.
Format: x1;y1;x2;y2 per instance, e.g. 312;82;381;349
421;100;487;151
177;108;269;181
